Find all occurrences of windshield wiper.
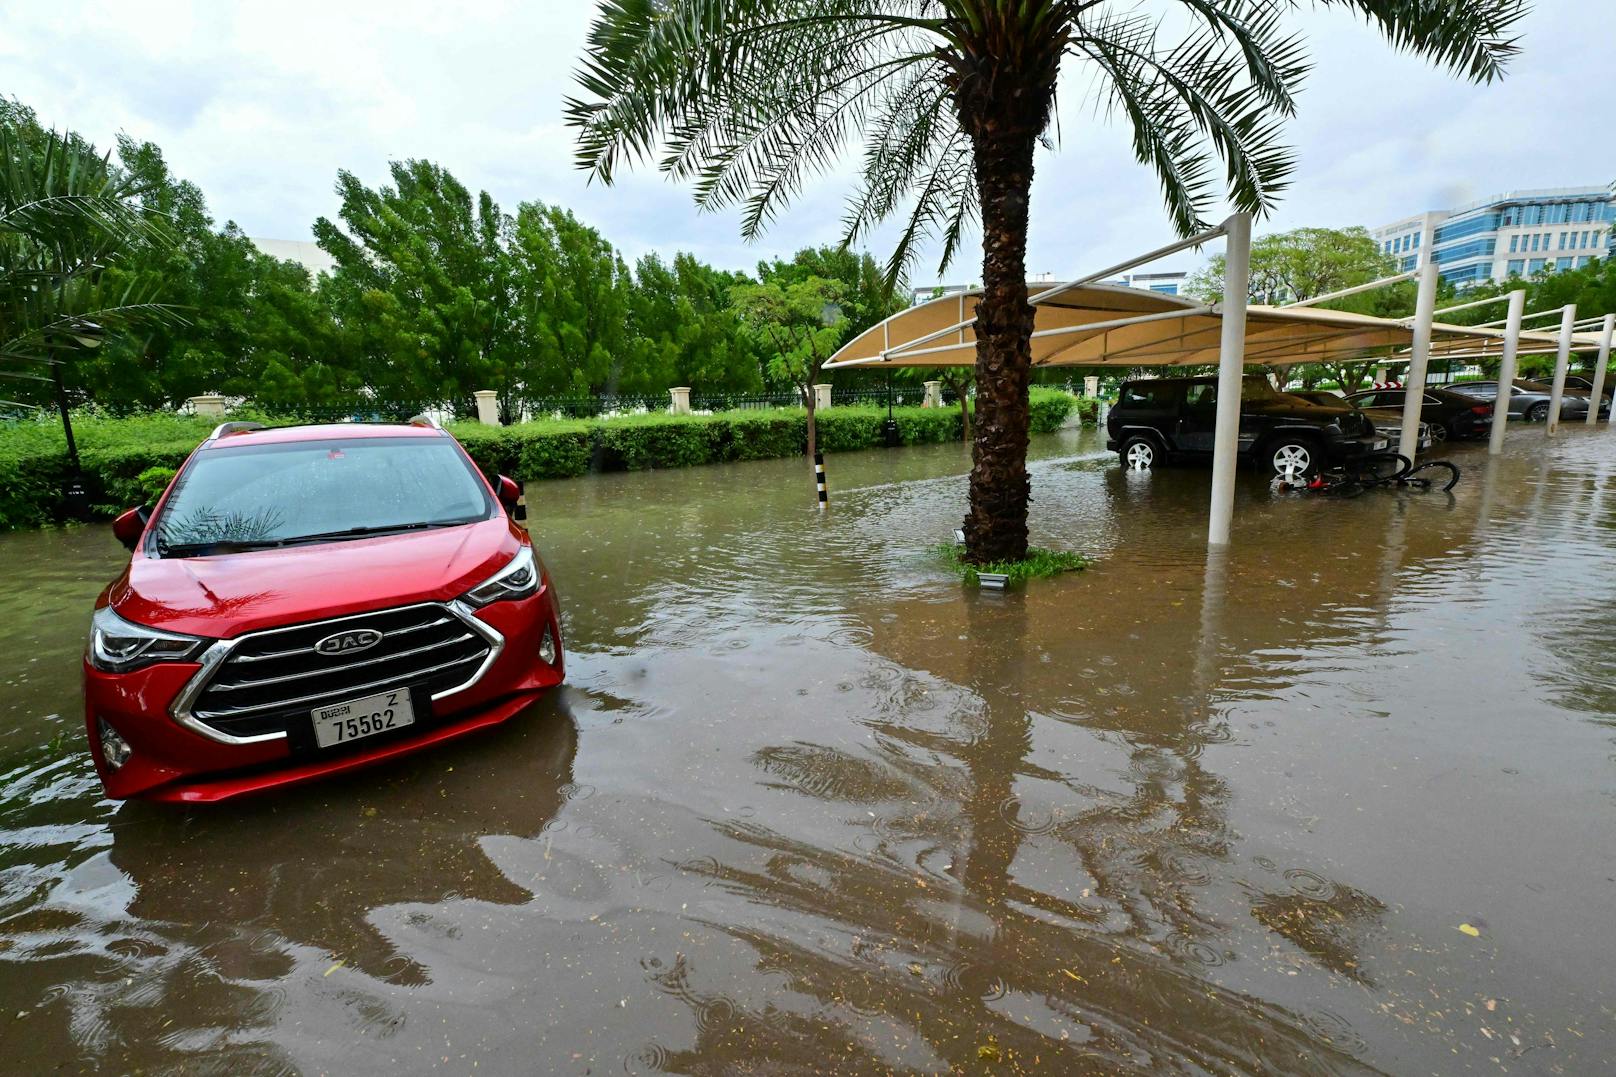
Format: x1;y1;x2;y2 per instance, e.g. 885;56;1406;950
271;518;480;547
158;538;286;558
158;518;480;558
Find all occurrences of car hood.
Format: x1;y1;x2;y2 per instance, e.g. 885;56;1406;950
107;518;524;639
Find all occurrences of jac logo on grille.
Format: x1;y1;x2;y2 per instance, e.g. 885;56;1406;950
314;629;383;656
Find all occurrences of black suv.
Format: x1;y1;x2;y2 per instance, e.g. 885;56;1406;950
1106;375;1387;478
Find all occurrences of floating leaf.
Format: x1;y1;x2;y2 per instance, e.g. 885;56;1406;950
1457;923;1480;937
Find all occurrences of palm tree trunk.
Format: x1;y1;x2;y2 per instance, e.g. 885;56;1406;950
961;122;1040;563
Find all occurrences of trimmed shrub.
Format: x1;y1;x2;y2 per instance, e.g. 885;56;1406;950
0;391;1082;531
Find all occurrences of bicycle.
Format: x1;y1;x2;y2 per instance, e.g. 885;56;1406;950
1275;452;1460;497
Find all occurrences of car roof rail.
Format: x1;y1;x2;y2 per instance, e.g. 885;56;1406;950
209;420;266;440
406;413;442;429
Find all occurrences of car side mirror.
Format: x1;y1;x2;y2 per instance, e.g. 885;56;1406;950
112;506;149;551
496;476;526;521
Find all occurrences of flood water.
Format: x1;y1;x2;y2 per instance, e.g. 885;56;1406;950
2;424;1614;1074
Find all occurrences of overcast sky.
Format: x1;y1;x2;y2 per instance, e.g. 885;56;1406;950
4;0;1611;281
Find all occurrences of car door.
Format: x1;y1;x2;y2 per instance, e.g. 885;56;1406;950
1114;380;1181;447
1175;382;1218;453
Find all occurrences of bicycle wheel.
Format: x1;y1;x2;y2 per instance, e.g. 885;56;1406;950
1404;460;1460;492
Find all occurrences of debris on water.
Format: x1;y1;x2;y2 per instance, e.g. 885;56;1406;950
1458;923;1481;937
977;1035;1001;1062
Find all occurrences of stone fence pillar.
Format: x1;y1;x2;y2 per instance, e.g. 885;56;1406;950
813;383;833;410
1083;375;1099;398
188;394;226;418
473;390;500;425
922;380;942;408
669;387;692;415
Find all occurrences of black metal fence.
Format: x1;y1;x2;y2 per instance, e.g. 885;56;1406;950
512;394;671;418
690;391;801;412
236;399;459;423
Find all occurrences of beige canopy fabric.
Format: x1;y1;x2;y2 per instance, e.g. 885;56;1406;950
824;282;1598;370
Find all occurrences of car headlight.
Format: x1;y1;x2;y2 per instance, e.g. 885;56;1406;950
88;606;209;673
461;546;539;608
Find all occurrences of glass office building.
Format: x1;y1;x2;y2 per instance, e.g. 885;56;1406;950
1371;185;1613;287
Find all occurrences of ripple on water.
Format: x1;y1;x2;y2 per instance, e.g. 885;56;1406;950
940;958;1009;1001
624;1042;671;1074
1161;932;1227;968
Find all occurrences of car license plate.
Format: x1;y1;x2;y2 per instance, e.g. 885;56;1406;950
1372;438;1388;450
311;689;415;748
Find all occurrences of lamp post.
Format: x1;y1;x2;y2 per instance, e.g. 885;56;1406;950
883;369;900;446
49;325;103;520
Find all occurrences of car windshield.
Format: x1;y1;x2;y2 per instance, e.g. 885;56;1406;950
1241;376;1281;400
155;436;492;555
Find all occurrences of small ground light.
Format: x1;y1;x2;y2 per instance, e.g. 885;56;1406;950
977;572;1010;591
953;528;966;545
97;717;131;770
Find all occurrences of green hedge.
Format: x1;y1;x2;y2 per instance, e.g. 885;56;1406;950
0;391;1079;531
0;413;220;532
452;389;1077;482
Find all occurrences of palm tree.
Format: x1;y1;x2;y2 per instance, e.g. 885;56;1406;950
2;113;178;495
567;0;1525;562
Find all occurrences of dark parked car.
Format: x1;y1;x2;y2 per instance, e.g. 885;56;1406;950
1292;389;1435;449
1516;378;1611;415
1448;381;1594;422
1106;375;1386;478
1339;386;1494;442
1288;390;1433;451
1560;375;1612;399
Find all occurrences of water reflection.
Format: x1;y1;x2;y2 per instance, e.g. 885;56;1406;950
3;427;1615;1072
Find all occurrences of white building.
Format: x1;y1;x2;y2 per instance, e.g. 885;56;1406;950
909;269;1188;306
250;237;338;277
1371;184;1613;287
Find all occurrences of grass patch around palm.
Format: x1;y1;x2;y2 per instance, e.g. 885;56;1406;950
935;543;1090;588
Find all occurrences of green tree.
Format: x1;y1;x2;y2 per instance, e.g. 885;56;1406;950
1187;224;1401;391
1186;226;1394;306
567;0;1526;562
730;275;847;468
315;160;513;408
630;251;765;393
506;201;637;401
1;102;179;405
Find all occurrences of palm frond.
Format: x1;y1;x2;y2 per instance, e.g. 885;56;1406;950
567;0;1532;283
1309;0;1528;83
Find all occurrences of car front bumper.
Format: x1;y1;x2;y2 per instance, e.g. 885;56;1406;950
85;586;564;802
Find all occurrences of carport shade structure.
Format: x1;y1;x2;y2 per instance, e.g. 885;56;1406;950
825;248;1602;546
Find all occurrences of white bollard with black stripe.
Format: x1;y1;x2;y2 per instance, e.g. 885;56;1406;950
814;452;828;509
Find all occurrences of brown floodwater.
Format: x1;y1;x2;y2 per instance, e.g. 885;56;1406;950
1;424;1614;1075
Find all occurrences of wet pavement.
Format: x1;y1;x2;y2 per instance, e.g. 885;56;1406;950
2;424;1614;1074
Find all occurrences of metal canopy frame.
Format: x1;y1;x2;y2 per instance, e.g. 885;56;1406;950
825;218;1612;548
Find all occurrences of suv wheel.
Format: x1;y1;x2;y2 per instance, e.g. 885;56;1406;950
1526;401;1550;422
1267;438;1318;479
1429;423;1448;443
1121;435;1158;470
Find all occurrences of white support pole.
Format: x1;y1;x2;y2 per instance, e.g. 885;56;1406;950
1397;261;1439;463
1546;304;1576;437
1587;314;1613;426
1281;270;1417;308
1488;290;1525;455
1207;212;1251;548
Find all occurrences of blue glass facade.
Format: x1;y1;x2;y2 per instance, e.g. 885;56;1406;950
1411;188;1616;286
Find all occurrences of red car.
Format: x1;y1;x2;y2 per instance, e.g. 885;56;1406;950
84;419;564;803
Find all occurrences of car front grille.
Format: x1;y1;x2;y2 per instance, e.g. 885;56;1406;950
185;603;496;740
